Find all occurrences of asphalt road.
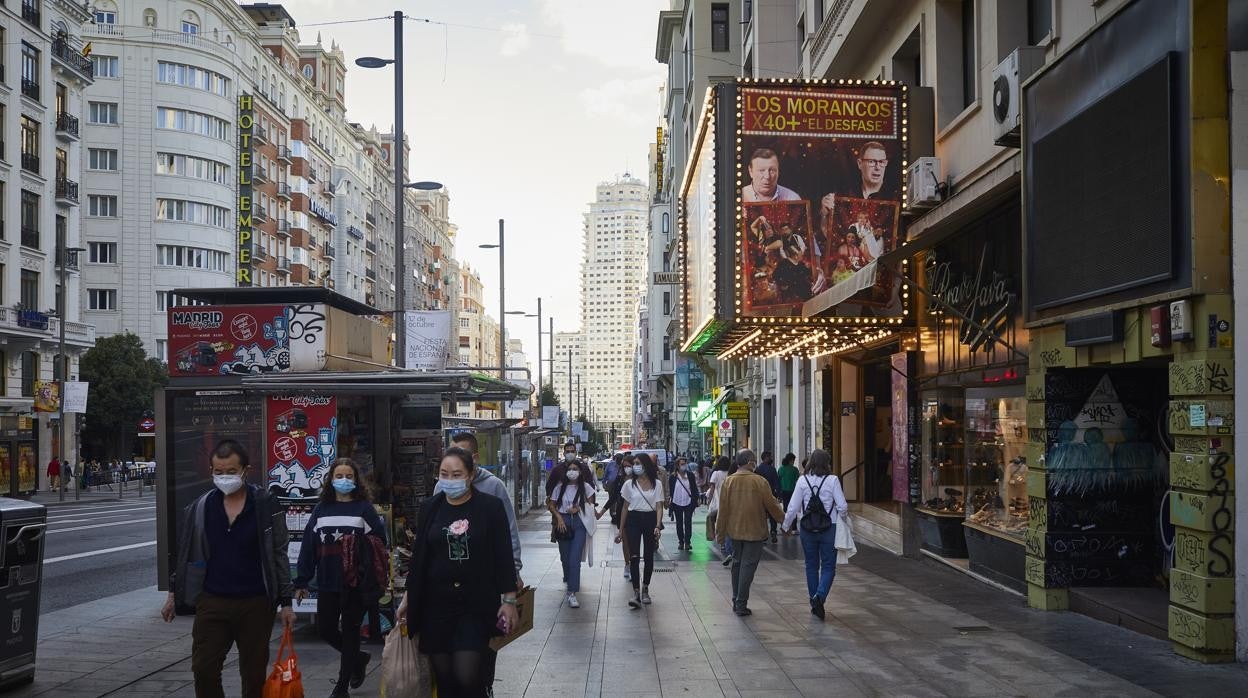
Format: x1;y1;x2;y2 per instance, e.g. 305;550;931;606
38;493;159;614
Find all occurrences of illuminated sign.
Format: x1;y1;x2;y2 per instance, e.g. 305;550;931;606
237;93;254;286
655;126;665;192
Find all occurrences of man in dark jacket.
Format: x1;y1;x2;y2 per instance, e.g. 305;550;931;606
755;452;783;543
161;440;294;698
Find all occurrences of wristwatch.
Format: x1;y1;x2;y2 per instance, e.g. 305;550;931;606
501;597;518;606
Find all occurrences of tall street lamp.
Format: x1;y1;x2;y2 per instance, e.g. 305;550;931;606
355;12;441;368
56;235;85;502
478;220;506;380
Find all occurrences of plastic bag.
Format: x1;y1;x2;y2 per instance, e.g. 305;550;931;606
263;626;304;698
381;624;433;698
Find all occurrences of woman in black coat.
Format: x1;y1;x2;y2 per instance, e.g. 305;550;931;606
398;447;518;697
668;459;700;550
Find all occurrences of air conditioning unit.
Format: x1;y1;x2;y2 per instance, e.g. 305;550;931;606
992;47;1046;147
907;157;941;208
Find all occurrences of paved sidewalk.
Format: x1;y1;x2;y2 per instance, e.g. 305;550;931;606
16;507;1248;697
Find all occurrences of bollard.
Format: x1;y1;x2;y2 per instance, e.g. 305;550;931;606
118;472;124;500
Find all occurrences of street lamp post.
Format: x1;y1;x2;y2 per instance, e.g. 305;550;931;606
56;234;85;502
478;220;506;381
355;13;441;369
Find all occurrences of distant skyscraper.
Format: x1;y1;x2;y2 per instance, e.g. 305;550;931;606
580;176;648;433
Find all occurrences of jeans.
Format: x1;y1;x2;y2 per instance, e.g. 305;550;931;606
672;504;695;545
557;513;587;593
624;510;658;588
729;539;765;607
318;587;366;689
721;535;734;557
800;524;838;601
191;593;276;698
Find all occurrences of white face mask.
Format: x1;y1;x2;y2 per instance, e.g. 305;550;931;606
632;465;644;476
566;469;580;481
213;474;244;495
564;453;577;462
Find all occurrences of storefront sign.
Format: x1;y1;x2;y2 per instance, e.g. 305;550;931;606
237;93;254;286
654;126;665;192
926;243;1014;352
725;401;749;419
266;395;337;497
653;271;680;285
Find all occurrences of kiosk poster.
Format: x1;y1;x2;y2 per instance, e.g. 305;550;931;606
738;84;905;317
17;444;36;493
266;395;337;497
167;305;291;376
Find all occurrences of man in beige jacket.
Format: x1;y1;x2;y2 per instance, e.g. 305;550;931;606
715;449;785;616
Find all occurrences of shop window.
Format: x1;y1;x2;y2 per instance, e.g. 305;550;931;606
20;352;39;398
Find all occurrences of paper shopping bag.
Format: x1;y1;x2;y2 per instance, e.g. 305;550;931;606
381;623;433;698
489;586;534;652
263;626;304;698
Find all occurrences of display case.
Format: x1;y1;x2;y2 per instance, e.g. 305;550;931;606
962;389;1029;538
919;392;966;515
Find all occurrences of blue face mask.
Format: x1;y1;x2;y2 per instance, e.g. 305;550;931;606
331;478;356;494
435;478;470;499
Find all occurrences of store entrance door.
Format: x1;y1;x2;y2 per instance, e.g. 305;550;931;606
862;358;894;503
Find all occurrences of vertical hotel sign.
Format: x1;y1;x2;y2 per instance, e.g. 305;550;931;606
237;94;254;286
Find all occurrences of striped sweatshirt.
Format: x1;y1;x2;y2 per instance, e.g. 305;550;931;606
293;498;387;594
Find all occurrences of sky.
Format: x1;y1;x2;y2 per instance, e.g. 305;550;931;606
288;0;668;371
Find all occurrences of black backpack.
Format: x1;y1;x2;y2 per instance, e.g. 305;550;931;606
799;476;834;533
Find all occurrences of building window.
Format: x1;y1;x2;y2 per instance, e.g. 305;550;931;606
156;201;230;229
95;10;117;25
155;244;230;272
182;20;199;35
156;61;230;96
21;42;39;94
20;191;39;248
1027;0;1052;45
91;55;120;78
662;292;671;316
155;153;228;184
88;195;118;217
88;289;118;310
19;270;39;309
20;352;39;398
20;116;39;173
89;241;117;263
155;340;168;362
89;101;119;124
155;107;229;140
961;0;977;109
89;148;119;171
710;4;730;52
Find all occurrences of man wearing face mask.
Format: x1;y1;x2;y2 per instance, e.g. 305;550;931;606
162;440;294;698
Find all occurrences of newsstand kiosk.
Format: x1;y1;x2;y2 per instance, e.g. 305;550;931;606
154;288;528;634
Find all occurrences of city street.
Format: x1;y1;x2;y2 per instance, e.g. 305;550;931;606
36;492;158;614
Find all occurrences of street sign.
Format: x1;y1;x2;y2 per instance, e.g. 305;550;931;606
725;401;749;419
653;271;680;285
676;420;691;433
717;419;733;436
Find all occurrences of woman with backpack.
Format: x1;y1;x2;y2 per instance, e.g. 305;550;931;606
294;458;388;697
781;449;847;620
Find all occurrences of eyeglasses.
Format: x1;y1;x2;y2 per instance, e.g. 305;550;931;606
860;158;888;168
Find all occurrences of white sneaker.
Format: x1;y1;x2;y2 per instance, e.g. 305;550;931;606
567;592;580;609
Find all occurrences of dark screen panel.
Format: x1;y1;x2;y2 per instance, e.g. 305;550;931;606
1028;55;1175;310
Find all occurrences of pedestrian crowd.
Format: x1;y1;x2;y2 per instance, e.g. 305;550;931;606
163;437;850;697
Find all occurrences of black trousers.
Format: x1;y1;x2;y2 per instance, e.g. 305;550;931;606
624;510;658;589
671;504;695;545
318;587;365;688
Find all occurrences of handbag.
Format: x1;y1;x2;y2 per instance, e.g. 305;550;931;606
705;511;717;541
381;623;433;698
263;626;304;698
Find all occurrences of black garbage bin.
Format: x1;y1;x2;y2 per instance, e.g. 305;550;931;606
0;498;46;688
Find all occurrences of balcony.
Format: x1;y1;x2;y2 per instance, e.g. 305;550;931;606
290;218;307;236
55;178;79;206
56;249;80;271
365;268;376;280
321;242;336;259
21;78;40;101
21;1;40;27
305;168;317;183
365;212;376;227
252;126;268;146
251;165;268;183
275;219;291;238
251;244;268;262
277;145;292;163
52;37;94;83
365;239;377;255
55;112;80;141
276;182;291;200
21;153;40;174
21;226;40;249
277;256;292;274
251;206;268;224
324;182;336;198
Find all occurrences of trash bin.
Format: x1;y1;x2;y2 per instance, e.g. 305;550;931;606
0;498;46;688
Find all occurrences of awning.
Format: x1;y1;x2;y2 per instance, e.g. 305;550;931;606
442;416;524;429
239;370;530;403
802;260;885;317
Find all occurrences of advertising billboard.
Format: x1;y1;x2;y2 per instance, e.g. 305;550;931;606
737;83;905;319
266;394;337;497
168;304;329;377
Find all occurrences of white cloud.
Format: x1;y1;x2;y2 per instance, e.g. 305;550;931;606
499;23;531;57
539;0;668;71
579;76;661;124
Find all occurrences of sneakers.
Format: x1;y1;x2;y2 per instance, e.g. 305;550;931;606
721;555;734;567
733;604;753;617
628;591;642;609
350;651;371;689
810;596;826;620
640;587;652;605
566;592;580;609
771;534;779;543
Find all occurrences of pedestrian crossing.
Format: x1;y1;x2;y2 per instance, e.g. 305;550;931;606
43;499;157;563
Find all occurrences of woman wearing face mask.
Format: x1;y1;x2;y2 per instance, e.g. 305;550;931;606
398;447;518;698
668;459;699;551
294;458;387;698
547;458;597;608
597;455;634;581
616;453;665;608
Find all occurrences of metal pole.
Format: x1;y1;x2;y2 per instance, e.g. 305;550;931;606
548;318;554;390
57;229;66;502
392;10;407;368
535;298;543;413
498;219;506;381
567;347;572;436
